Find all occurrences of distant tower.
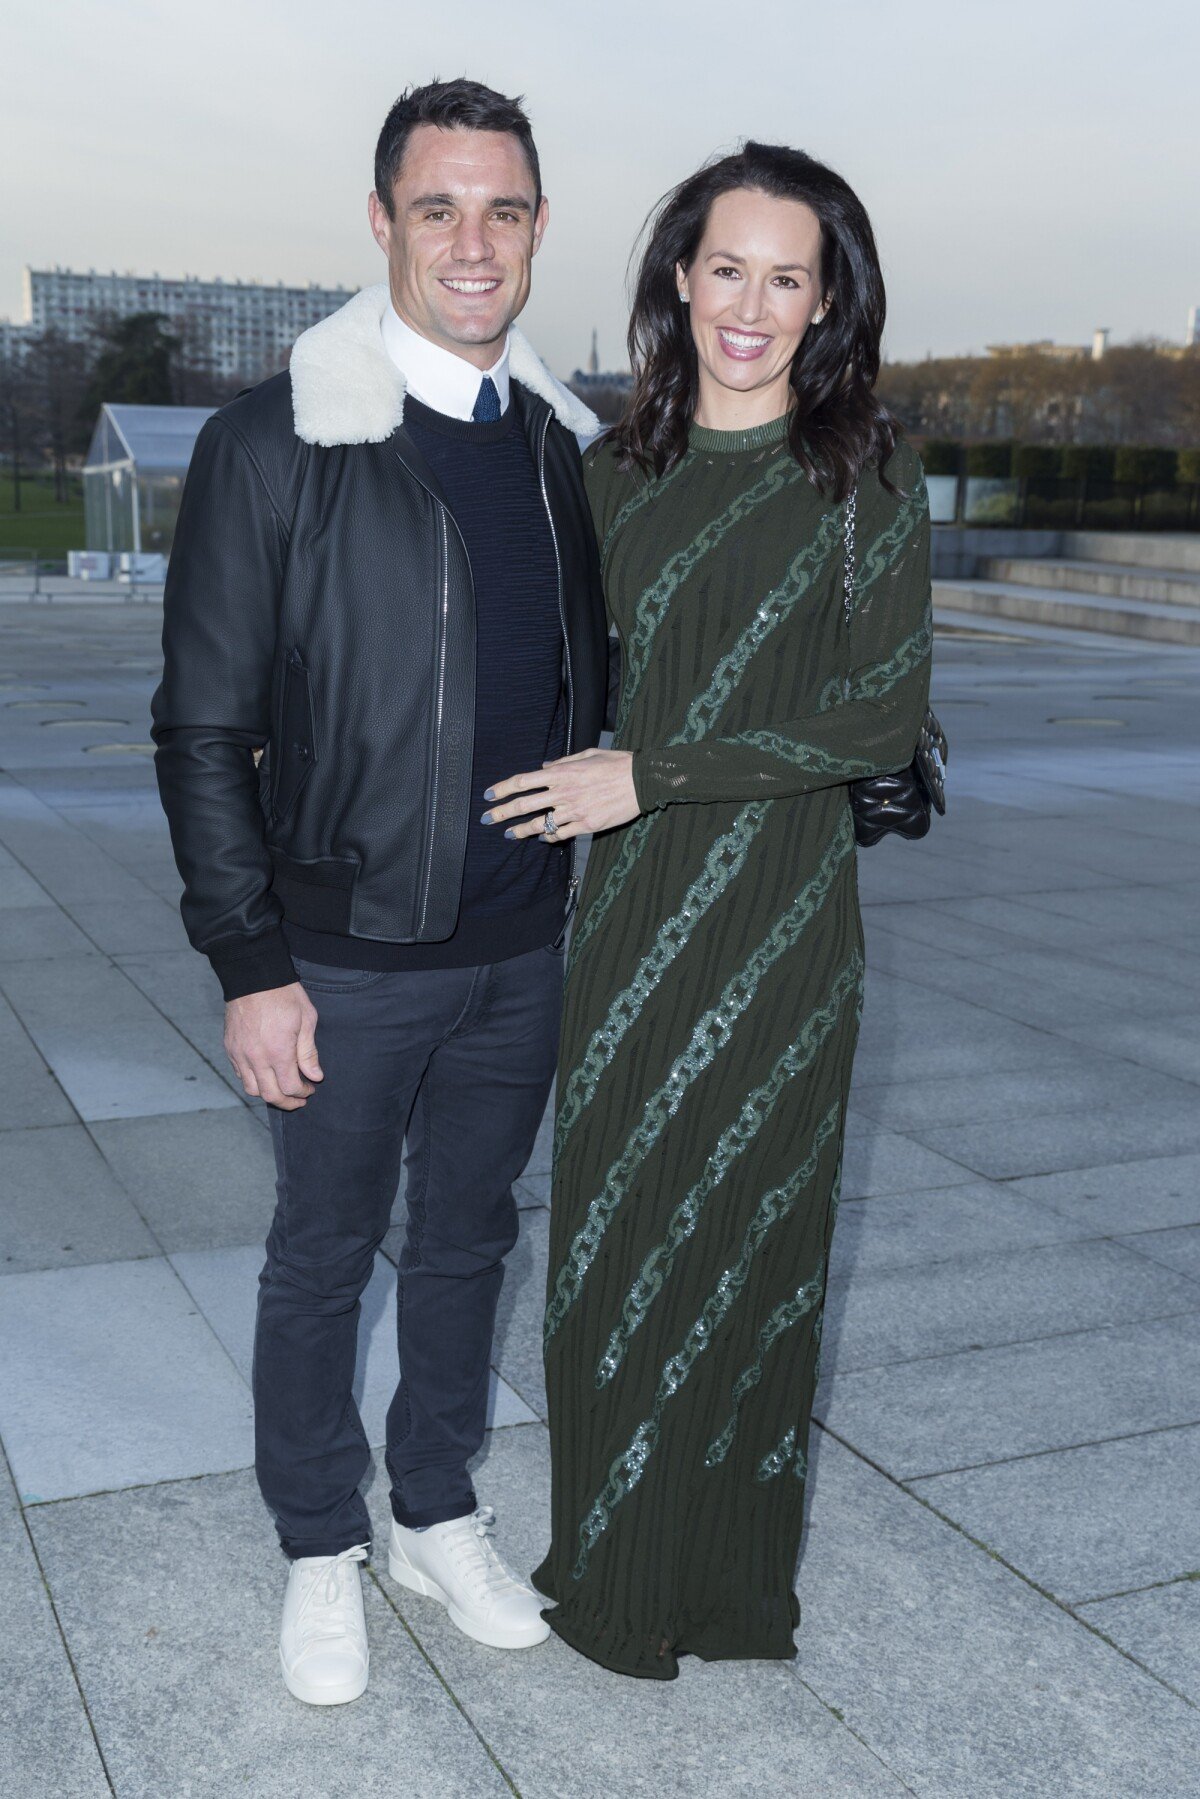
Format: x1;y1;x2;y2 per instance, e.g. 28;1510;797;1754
589;328;599;376
1091;327;1109;361
1188;306;1199;349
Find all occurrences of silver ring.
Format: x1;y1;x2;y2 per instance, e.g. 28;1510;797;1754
542;808;558;839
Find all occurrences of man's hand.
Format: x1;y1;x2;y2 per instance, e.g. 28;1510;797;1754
224;982;323;1110
483;748;640;842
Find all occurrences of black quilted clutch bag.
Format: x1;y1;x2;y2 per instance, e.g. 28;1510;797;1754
841;487;948;849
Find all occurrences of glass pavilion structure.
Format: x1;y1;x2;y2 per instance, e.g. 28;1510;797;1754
83;404;215;558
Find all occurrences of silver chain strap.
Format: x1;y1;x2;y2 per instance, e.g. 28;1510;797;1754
842;487;857;623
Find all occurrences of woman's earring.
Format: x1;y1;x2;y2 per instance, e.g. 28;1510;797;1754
678;290;689;303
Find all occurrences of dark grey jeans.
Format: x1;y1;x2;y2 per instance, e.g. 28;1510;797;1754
253;943;562;1559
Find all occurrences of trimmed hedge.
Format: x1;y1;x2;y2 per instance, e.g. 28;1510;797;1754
1060;445;1115;481
1177;449;1200;485
965;442;1014;478
1114;445;1177;487
1012;445;1061;479
920;439;960;476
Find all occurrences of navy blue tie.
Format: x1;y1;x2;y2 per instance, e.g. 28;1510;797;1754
472;376;501;422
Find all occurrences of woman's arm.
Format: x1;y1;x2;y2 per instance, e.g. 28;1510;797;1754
634;466;931;809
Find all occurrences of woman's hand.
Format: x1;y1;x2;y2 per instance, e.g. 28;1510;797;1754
483;749;641;842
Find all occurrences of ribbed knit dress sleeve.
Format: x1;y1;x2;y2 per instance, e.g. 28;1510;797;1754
631;443;932;810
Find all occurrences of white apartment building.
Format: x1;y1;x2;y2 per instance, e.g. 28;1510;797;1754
8;266;357;379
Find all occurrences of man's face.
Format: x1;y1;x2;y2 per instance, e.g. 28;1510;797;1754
368;124;548;369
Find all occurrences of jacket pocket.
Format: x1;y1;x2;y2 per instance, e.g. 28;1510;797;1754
272;649;317;824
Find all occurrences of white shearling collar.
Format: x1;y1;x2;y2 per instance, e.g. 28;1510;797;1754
290;282;598;446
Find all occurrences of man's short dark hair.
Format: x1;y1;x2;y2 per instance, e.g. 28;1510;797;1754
374;79;542;218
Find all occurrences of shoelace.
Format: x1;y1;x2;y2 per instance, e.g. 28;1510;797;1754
441;1506;521;1599
294;1543;368;1645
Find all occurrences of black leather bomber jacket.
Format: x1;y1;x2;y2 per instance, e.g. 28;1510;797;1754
151;286;608;1000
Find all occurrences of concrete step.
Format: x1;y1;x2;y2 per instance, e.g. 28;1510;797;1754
977;557;1200;607
1059;530;1200;575
932;578;1200;645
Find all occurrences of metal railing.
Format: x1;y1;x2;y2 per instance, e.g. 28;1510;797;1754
0;549;163;602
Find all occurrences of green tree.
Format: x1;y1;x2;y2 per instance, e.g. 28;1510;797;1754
82;311;181;417
0;348;37;512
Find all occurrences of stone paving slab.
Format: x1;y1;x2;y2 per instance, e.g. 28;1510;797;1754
849;1051;1191;1133
0;1258;254;1502
0;955;239;1121
60;894;188;958
1009;1151;1200;1233
827;1181;1092;1287
822;1238;1200;1375
0;861;52;907
0;900;99;961
0;988;77;1129
112;947;241;1094
849;967;1084;1085
0;1123;158;1273
839;1119;971;1198
795;1432;1200;1799
1118;1224;1200;1281
1054;1009;1200;1085
91;1107;276;1253
911;1098;1200;1180
820;1312;1200;1478
0;1455;109;1799
366;1426;907;1799
1078;1581;1200;1706
26;1469;513;1799
911;1424;1200;1603
0;778;156;907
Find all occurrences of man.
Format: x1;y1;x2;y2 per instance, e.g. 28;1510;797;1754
152;79;606;1705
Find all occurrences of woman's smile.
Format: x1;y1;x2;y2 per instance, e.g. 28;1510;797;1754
715;326;772;360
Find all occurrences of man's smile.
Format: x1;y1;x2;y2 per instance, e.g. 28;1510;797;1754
439;276;503;293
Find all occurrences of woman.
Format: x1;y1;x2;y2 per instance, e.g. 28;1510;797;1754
484;142;932;1677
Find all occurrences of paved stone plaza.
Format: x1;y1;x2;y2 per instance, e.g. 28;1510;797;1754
1;598;1198;1796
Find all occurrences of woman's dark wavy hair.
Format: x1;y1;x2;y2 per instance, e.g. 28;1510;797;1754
611;142;899;500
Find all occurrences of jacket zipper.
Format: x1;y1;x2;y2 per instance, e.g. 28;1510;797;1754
536;411;579;915
415;507;451;934
394;449;473;937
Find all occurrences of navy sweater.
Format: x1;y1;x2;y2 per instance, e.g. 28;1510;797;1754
285;393;569;971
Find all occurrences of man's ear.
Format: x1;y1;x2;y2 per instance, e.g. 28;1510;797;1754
367;190;392;256
531;193;550;257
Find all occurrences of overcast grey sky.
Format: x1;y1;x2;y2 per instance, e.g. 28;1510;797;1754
4;0;1196;376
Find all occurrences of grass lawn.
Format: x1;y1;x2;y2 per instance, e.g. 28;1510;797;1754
0;476;86;555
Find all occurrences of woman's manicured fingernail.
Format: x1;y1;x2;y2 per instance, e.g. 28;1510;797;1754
480;811;493;825
504;828;515;839
483;787;497;801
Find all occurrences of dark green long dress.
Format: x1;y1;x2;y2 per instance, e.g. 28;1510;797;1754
533;416;932;1679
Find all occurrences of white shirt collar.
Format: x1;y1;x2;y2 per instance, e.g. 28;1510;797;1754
380;302;510;422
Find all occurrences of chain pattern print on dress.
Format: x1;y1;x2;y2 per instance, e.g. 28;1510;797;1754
755;1426;796;1482
555;803;771;1158
714;729;880;780
853;489;926;611
703;1262;826;1469
545;829;858;1349
568;512;845;977
600;450;693;566
589;949;847;1388
848;616;932;702
619;453;808;721
569;1081;843;1576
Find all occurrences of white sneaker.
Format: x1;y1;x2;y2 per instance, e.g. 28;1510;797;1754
387;1505;550;1649
279;1543;370;1705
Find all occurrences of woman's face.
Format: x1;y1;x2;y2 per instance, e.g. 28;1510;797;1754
678;187;828;411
